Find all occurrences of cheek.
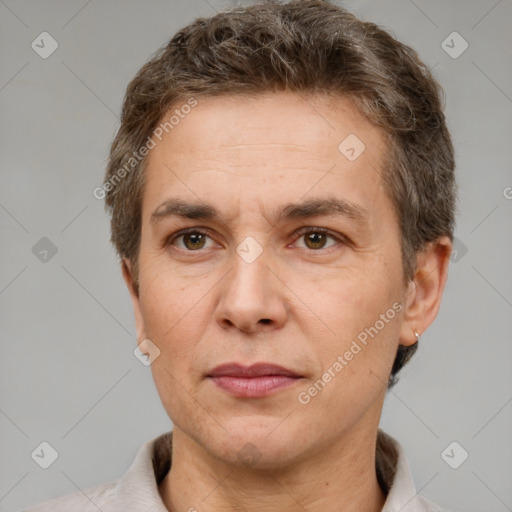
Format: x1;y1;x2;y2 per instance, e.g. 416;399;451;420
295;262;402;384
298;262;399;334
149;360;206;435
137;274;210;402
141;279;208;424
139;261;204;334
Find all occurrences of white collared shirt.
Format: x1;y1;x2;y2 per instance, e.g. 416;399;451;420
20;429;452;511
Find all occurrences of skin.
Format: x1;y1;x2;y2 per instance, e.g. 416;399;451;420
122;92;452;512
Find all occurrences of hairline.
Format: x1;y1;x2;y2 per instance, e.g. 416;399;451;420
126;90;413;290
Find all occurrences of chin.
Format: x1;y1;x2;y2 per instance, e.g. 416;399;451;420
206;422;309;470
219;441;301;471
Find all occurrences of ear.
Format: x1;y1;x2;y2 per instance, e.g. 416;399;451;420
122;258;147;342
399;236;452;346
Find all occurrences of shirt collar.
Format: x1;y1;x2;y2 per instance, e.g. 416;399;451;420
377;429;429;512
114;428;428;511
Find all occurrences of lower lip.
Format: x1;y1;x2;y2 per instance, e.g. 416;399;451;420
209;375;301;398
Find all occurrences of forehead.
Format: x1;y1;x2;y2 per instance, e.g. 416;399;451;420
152;92;384;158
142;92;392;224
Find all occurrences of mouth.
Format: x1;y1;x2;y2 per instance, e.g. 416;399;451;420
207;362;303;398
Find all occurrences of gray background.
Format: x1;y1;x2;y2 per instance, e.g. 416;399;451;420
1;0;511;511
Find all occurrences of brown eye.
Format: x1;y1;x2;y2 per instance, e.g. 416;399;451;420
168;229;214;251
294;228;341;251
304;232;328;249
182;232;207;250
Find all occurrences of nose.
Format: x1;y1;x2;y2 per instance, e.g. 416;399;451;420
215;252;288;334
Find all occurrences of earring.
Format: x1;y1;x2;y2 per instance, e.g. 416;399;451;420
413;330;420;342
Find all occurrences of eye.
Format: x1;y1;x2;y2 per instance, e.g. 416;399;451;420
293;227;344;250
166;227;346;253
168;229;216;251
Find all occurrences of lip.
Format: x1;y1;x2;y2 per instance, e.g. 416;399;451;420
207;363;303;398
208;362;301;378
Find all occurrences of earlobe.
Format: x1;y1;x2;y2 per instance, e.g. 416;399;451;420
122;258;147;342
398;236;452;346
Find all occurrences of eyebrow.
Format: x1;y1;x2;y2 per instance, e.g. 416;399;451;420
150;197;369;227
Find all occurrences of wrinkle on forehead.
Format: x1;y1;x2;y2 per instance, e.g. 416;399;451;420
214;143;312;150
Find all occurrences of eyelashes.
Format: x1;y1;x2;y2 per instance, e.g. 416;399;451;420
166;226;348;253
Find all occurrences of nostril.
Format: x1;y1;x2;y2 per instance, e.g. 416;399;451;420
259;319;271;325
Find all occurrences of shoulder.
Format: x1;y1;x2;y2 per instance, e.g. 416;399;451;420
17;431;173;512
416;494;455;512
17;479;119;512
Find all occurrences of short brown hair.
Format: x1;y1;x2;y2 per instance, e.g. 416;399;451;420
104;0;456;388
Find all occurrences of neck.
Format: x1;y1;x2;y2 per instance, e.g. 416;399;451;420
159;425;387;512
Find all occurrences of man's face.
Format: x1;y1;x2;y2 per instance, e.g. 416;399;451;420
128;92;411;466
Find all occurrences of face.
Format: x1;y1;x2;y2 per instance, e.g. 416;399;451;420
125;92;420;467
